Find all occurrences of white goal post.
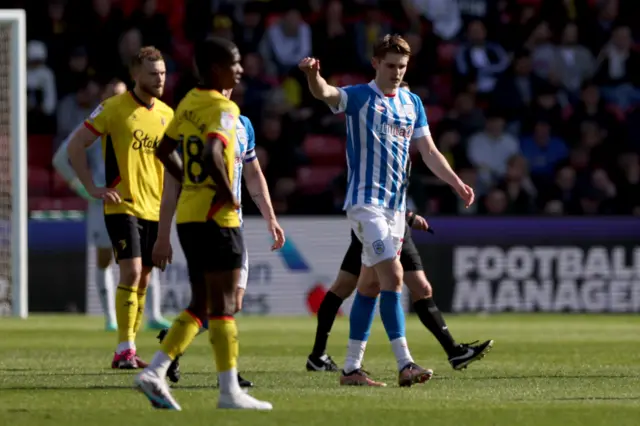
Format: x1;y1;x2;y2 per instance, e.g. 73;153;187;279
0;9;27;318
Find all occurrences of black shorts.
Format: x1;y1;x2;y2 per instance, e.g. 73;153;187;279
104;214;158;267
177;222;244;278
340;226;423;276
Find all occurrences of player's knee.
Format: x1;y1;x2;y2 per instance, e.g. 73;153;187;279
374;259;403;292
187;303;207;324
118;262;143;287
330;272;358;299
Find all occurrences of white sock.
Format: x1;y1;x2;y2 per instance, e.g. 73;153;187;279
96;265;116;324
391;337;413;371
146;270;164;322
218;367;242;395
148;351;172;378
343;339;367;373
116;341;135;352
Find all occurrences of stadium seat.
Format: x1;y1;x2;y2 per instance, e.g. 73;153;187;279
302;134;345;166
51;172;74;197
28;167;51;197
28;134;54;169
297;166;344;194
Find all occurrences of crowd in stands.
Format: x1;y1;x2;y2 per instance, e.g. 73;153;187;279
13;0;640;216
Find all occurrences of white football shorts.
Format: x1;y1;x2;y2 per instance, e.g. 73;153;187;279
346;204;405;267
87;200;111;249
237;245;249;290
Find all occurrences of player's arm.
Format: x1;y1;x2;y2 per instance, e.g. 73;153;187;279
67;102;120;203
243;158;275;221
412;100;475;207
52;127;92;200
153;170;181;270
155;136;183;182
298;57;342;110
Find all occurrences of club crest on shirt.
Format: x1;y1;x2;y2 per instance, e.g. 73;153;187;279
160;117;166;126
375;104;386;113
372;239;385;255
403;104;415;120
89;104;103;120
220;111;234;130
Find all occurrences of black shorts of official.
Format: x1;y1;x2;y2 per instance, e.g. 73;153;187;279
177;222;244;281
104;214;158;267
340;227;423;277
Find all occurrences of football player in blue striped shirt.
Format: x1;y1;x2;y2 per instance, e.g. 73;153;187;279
299;34;475;387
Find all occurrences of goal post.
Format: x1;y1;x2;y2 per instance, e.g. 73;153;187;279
0;9;27;318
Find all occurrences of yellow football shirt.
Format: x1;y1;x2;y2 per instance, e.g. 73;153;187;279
84;91;174;221
165;88;240;227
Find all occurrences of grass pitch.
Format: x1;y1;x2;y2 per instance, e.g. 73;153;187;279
1;314;639;426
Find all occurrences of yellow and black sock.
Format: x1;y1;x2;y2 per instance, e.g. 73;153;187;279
115;285;138;345
160;310;201;360
133;287;148;335
208;316;238;372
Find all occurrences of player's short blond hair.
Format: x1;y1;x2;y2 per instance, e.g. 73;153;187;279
373;34;411;59
130;46;163;70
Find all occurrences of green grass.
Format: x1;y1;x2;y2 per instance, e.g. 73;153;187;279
1;314;640;426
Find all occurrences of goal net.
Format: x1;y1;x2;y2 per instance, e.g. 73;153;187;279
0;10;27;318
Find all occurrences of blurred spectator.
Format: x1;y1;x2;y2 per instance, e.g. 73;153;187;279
82;0;124;81
567;82;620;141
115;27;143;86
467;110;519;188
27;40;57;133
584;0;620;54
545;165;582;214
455;20;510;95
354;5;392;71
581;168;617;214
480;188;509;215
547;23;595;97
522;84;564;133
443;91;485;140
520;120;569;185
528;21;555;73
259;6;312;77
593;25;640;109
241;52;273;121
57;46;92;98
312;0;356;76
614;152;640;214
404;0;462;40
55;77;100;148
129;0;171;53
234;1;266;53
492;49;545;127
496;154;537;215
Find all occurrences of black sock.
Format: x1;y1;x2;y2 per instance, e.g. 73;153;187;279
311;291;344;357
413;297;458;356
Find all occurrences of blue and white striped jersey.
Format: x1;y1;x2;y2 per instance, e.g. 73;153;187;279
234;115;257;225
329;81;429;212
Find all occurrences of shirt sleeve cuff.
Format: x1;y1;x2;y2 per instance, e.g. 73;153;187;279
84;121;102;136
328;87;348;114
412;125;430;140
207;132;229;147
